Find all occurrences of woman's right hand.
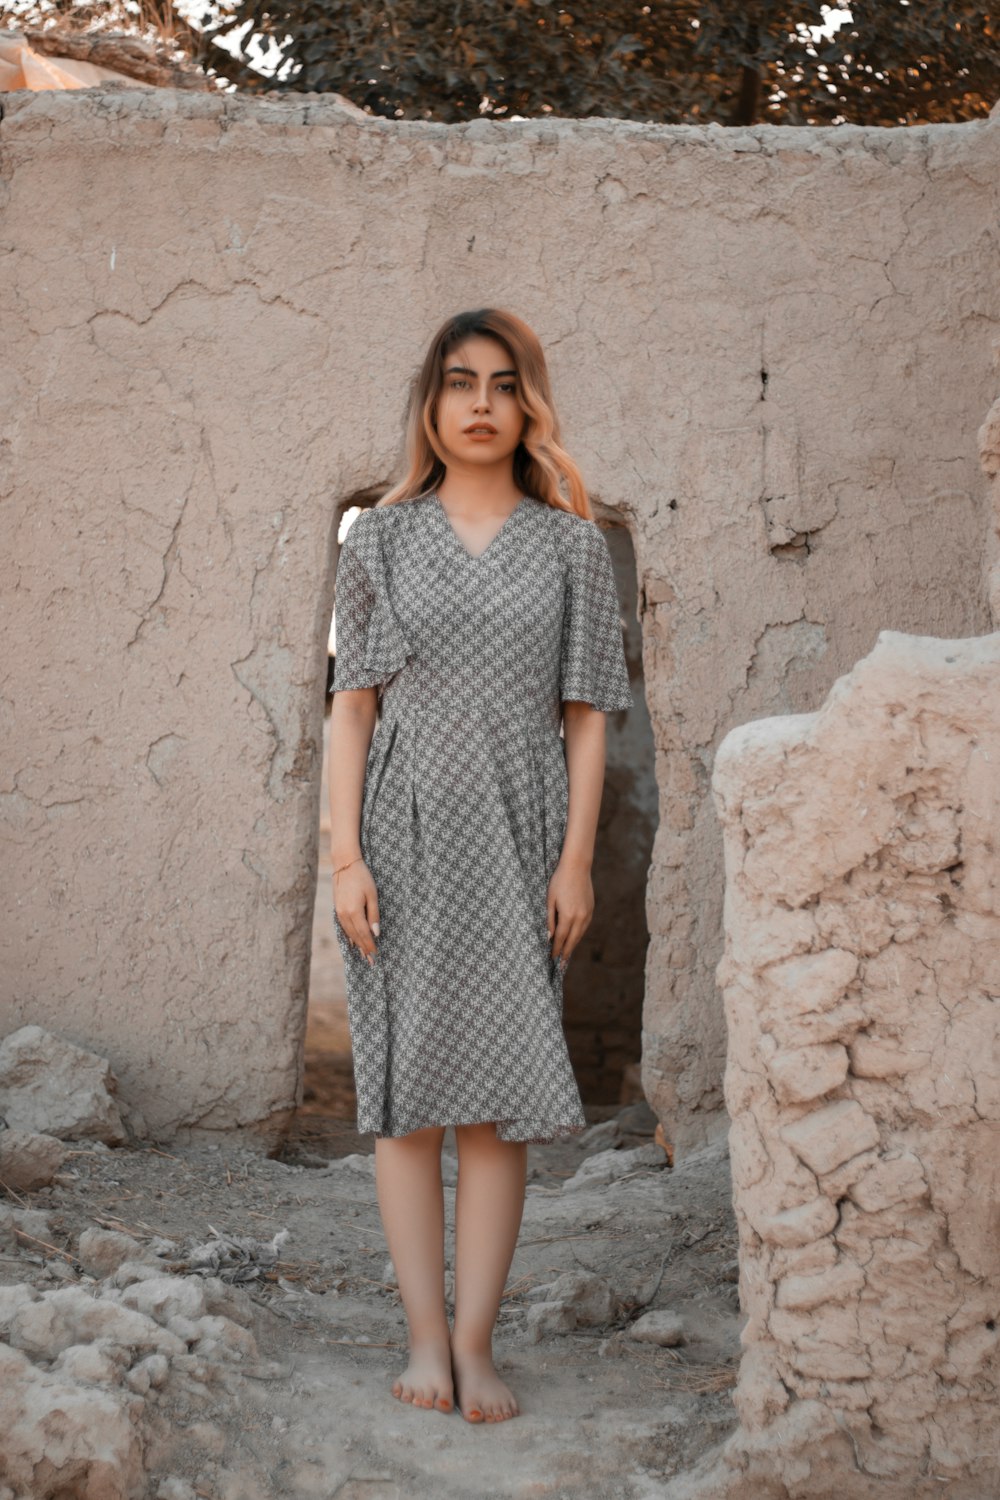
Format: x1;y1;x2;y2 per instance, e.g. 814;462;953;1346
333;858;381;967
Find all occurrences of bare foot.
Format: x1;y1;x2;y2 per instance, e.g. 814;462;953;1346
390;1337;454;1413
450;1346;520;1423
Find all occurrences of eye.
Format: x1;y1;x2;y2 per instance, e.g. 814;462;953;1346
498;382;517;393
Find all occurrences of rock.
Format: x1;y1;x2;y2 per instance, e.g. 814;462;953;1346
576;1118;622;1151
115;1274;207;1326
524;1301;577;1340
0;1204;17;1252
0;1342;146;1498
628;1310;686;1346
779;1098;881;1176
8;1284;185;1359
0;1284;40;1336
327;1153;375;1177
76;1228;155;1278
42;1258;79;1284
53;1342;126;1386
185;1314;258;1360
167;1311;202;1347
847;1150;928;1212
745;1194;840;1248
10;1207;54;1245
133;1351;170;1389
849;1035;925;1078
763;949;859;1019
531;1270;618;1327
125;1361;152;1394
766;1044;849;1105
155;1480;199;1500
111;1259;175;1289
0;1128;67;1190
617;1100;659;1135
775;1260;866;1312
0;1025;127;1144
561;1142;667;1193
146;1235;181;1257
199;1276;255;1325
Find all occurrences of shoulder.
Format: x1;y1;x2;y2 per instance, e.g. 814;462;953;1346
534;503;612;566
342;505;380;548
534;501;605;535
365;495;434;537
343;498;420;548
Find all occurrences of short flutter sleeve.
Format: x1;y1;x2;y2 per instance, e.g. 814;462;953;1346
559;519;633;712
332;508;414;692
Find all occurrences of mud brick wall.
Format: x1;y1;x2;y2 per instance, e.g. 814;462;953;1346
699;631;1000;1498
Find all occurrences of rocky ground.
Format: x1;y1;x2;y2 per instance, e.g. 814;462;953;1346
1;1064;742;1500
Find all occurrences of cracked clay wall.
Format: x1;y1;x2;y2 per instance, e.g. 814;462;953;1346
688;630;1000;1500
1;87;998;1142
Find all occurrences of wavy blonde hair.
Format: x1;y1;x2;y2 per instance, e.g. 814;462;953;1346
376;309;593;518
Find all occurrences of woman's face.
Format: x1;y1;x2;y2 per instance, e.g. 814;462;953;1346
433;334;526;472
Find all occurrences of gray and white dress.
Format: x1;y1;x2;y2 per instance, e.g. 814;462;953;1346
331;490;632;1144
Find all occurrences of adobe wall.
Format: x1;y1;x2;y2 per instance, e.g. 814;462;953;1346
684;629;1000;1500
1;85;997;1141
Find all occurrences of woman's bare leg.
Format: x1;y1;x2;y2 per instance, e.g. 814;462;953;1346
450;1121;528;1423
374;1125;454;1413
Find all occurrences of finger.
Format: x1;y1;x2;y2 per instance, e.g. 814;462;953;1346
554;916;585;963
355;915;377;964
338;910;376;963
551;918;571;962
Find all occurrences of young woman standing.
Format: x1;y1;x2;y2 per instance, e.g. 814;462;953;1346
328;308;632;1423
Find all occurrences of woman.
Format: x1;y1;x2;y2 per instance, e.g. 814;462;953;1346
328;307;632;1423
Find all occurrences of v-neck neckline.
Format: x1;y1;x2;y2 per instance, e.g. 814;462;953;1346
429;491;532;563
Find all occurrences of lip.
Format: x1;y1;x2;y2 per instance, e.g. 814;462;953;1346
463;424;497;435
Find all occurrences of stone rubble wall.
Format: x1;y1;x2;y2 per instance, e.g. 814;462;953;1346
677;629;1000;1499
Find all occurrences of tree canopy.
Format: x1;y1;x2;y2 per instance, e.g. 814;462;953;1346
207;0;997;125
3;0;996;126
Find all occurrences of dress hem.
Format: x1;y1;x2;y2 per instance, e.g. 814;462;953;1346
360;1113;588;1146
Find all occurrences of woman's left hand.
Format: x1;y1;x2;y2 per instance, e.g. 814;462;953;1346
546;855;594;967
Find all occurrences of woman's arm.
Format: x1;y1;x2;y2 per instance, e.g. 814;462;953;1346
548;701;607;963
328;687;380;964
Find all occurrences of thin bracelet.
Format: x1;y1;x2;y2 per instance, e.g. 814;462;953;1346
333;855;364;878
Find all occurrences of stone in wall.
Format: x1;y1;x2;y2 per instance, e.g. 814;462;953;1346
663;630;1000;1500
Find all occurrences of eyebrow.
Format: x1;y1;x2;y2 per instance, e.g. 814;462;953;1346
444;364;518;378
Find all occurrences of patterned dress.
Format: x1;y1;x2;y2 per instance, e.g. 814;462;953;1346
331;489;632;1143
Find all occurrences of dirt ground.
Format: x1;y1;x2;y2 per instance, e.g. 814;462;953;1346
4;1113;742;1499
